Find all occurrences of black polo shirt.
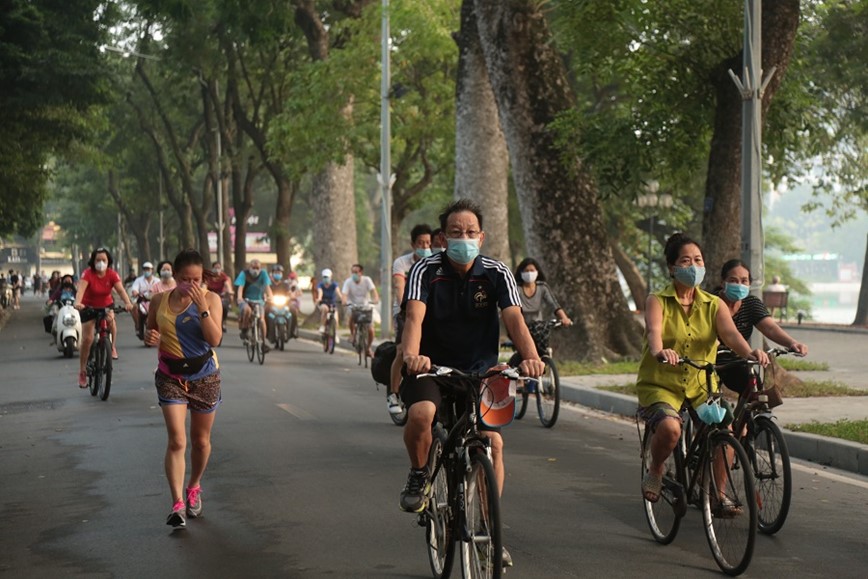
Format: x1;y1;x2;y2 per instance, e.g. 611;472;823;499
404;252;521;373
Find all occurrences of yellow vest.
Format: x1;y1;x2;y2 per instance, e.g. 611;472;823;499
636;283;720;410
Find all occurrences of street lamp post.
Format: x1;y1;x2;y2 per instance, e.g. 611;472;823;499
637;181;673;294
378;0;394;339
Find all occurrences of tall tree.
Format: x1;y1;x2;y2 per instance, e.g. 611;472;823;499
454;0;510;264
474;0;642;361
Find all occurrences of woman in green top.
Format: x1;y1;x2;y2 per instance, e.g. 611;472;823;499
637;233;769;502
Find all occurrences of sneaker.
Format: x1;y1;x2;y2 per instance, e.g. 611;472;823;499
399;468;431;513
166;500;187;529
502;546;514;568
186;486;203;518
318;325;325;334
387;393;403;415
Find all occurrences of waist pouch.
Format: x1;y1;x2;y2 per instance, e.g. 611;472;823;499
161;350;214;375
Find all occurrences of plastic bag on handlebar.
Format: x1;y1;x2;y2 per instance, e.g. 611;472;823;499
479;374;517;427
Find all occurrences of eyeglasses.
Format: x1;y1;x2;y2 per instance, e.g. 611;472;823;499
445;229;481;239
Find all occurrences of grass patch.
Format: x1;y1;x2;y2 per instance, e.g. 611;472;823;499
783;380;867;397
776;357;829;372
559;360;640;376
597;383;638;396
785;420;868;445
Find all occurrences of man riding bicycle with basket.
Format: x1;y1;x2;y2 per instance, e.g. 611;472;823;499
341;264;379;359
234;259;273;348
399;199;544;569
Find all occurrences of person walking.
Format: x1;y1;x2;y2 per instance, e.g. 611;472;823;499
144;249;223;529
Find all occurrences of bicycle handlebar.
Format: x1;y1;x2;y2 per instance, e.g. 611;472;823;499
417;365;536;384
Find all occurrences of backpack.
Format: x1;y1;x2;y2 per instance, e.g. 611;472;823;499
370;340;397;387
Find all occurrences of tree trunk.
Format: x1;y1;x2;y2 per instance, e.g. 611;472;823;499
311;156;358;281
274;177;297;270
232;155;257;272
701;1;800;285
610;240;645;311
454;0;510;265
474;1;642;361
854;232;868;326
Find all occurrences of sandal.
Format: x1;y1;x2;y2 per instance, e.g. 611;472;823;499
714;497;743;519
642;470;663;503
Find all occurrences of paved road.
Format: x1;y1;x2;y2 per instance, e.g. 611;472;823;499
2;297;868;578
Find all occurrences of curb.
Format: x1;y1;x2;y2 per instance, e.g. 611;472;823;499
559;378;868;477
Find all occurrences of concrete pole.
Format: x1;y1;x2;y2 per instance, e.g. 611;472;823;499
216;122;224;267
379;0;393;339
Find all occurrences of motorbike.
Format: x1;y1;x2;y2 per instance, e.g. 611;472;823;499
52;298;82;358
267;294;293;351
135;293;151;343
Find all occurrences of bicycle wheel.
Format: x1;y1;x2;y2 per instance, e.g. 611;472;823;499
641;427;683;544
327;318;336;354
746;416;791;535
460;451;501;579
426;426;455;578
87;341;99;397
99;337;112;401
701;432;757;576
536;356;560;428
358;326;368;368
246;327;255;361
256;324;265;365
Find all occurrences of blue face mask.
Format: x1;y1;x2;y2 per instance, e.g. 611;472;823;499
143;271;152;278
272;273;283;281
415;248;433;259
724;282;749;301
351;273;360;282
673;265;705;287
446;239;479;265
322;277;331;284
696;400;727;425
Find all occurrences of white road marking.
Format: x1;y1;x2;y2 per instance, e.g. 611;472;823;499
276;403;315;420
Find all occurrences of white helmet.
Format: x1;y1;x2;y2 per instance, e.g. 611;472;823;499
321;268;333;278
142;262;154;269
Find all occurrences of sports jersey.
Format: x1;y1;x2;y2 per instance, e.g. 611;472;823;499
234;270;271;301
405;253;522;373
155;291;219;380
81;268;121;308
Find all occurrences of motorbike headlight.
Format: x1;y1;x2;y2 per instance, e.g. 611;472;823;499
271;295;288;307
62;314;76;327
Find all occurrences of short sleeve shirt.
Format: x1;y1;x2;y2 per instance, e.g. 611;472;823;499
342;276;376;306
317;282;339;305
636;283;721;410
519;282;562;323
392;252;417;314
728;294;770;342
81;268;121;308
131;275;159;297
205;271;230;294
234;271;271;301
405;253;522;373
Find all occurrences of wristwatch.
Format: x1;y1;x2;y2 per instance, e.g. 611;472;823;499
200;310;211;319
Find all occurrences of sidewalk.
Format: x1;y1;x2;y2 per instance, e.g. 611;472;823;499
557;373;868;476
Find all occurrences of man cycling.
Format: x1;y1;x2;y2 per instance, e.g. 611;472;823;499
205;261;233;333
315;268;343;341
341;264;380;359
399;199;544;569
130;262;159;336
234;259;273;347
387;224;433;414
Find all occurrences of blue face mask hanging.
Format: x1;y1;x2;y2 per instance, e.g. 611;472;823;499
724;282;750;301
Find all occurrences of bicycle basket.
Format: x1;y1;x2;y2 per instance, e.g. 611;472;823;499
354;308;373;325
478;375;517;427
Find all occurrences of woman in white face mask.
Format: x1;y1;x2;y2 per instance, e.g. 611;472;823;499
152;260;177;294
514;258;572;328
73;247;134;387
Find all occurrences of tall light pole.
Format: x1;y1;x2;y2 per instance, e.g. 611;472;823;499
637;181;673;295
378;0;395;339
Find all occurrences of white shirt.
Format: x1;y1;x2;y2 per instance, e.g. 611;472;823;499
131;275;159;297
391;252;417;314
342;276;376;306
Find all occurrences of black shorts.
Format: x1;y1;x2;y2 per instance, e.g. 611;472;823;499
400;374;499;433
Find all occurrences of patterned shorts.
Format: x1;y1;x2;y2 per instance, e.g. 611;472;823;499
155;369;222;413
638;402;684;433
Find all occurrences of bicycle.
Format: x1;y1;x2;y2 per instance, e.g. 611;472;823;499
83;306;126;401
719;347;795;535
503;319;562;428
244;299;266;365
640;356;758;576
348;303;374;367
321;303;337;354
416;365;530;579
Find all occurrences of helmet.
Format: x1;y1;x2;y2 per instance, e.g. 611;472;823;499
321;268;333;278
288;271;298;280
142;262;154;270
272;264;284;272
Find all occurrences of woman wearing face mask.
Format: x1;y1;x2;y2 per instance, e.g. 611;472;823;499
637;233;769;505
513;258;572;328
153;261;177;294
714;259;808;394
144;249;223;529
74;248;134;387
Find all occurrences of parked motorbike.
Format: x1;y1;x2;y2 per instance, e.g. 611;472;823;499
135;293;151;343
267;294;293;351
52;298;82;358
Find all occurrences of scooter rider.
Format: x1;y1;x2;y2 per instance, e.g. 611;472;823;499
266;264;291;344
130;262;159;336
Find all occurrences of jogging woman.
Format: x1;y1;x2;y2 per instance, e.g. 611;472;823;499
145;249;223;529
